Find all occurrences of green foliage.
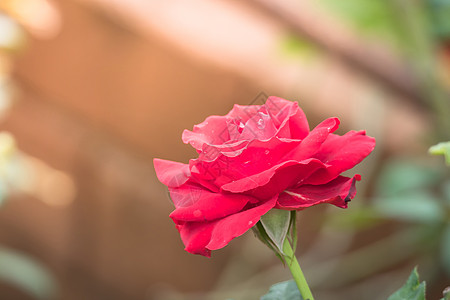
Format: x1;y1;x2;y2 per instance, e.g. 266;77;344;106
374;160;445;223
442;225;450;276
374;191;444;223
427;0;450;38
280;34;319;60
429;142;450;166
317;0;410;51
260;280;302;300
373;157;450;284
443;286;450;300
375;160;442;197
260;209;292;255
253;210;297;263
327;206;382;230
388;267;426;300
443;180;450;206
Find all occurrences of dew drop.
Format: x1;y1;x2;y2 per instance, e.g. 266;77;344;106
257;118;264;129
193;210;202;217
264;150;270;155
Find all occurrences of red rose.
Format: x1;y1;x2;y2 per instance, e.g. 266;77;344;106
154;96;375;257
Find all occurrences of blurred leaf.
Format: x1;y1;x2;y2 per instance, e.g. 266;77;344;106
374;191;445;223
252;222;284;263
317;0;410;51
429;142;450;166
260;280;302;300
442;286;450;300
260;209;292;255
442;180;450;206
428;0;450;38
280;34;319;60
387;267;426;300
442;225;450;276
376;160;442;196
327;207;382;230
0;247;56;299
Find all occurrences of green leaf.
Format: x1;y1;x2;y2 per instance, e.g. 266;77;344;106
260;280;303;300
428;0;450;38
252;222;284;263
442;286;450;300
429;142;450;166
376;160;442;197
441;225;450;276
387;267;426;300
260;209;292;255
288;211;297;254
316;0;411;52
442;180;450;207
280;34;319;60
328;207;381;230
374;191;445;223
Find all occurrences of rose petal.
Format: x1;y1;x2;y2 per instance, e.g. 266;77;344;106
226;104;261;124
221;158;324;196
190;137;301;188
154;158;190;188
304;131;375;185
239;111;277;140
247;159;326;199
175;221;214;257
206;196;277;250
266;96;309;139
176;196;278;256
182;115;230;150
276;175;361;210
288;117;340;161
169;182;252;222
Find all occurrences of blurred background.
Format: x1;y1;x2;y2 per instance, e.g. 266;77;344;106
0;0;449;299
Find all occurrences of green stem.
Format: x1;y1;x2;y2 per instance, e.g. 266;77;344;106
282;239;314;300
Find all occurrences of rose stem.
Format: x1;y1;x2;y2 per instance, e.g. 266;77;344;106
282;239;314;300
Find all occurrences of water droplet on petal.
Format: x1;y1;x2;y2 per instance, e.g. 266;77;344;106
193;210;202;217
257;118;264;129
265;150;270;155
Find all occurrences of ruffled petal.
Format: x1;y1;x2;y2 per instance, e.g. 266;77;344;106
276;175;361;210
182;115;230;151
176;196;278;256
266;96;309;139
304;131;375;185
169;182;252;222
190;137;301;188
206;196;277;250
239;111;277;140
153;158;190;188
225;104;261;124
221;158;324;196
182;97;310;152
288;117;340;161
